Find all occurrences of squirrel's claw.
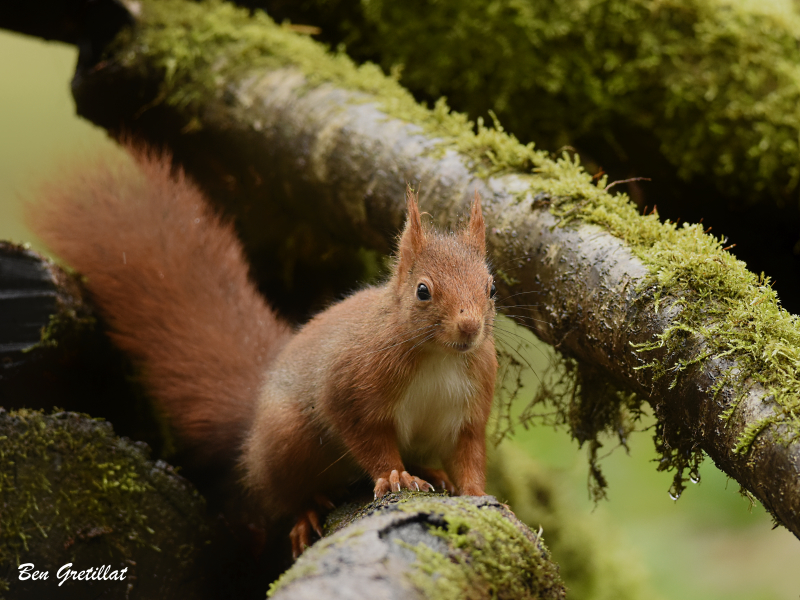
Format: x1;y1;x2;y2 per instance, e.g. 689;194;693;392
373;469;434;498
409;466;455;494
374;477;391;498
390;469;402;492
315;494;336;510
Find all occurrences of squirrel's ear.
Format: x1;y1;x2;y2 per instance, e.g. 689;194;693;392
398;185;425;277
465;189;486;255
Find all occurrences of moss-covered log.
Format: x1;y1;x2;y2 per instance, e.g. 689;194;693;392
0;409;210;599
4;0;800;540
268;492;565;600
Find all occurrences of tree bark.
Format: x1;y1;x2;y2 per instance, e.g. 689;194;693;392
0;243;172;456
0;242;86;359
3;0;799;541
269;492;565;600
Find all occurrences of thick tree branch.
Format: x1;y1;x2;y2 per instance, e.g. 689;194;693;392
269;493;565;600
0;0;132;66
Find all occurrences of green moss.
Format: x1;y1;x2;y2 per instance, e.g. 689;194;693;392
350;0;800;205
392;495;563;600
550;156;800;493
36;308;96;350
0;410;157;567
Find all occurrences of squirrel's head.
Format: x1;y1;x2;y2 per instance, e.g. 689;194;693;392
392;186;495;355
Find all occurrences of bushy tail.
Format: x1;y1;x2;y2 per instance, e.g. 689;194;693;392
30;147;292;465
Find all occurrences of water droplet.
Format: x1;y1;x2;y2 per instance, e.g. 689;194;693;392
668;485;682;501
689;467;701;484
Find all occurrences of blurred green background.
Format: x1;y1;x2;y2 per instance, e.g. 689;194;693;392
0;30;122;248
2;27;799;600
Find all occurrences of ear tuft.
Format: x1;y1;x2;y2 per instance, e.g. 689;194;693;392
397;184;425;279
466;189;486;255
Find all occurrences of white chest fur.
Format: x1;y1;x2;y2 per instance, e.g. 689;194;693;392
394;352;476;463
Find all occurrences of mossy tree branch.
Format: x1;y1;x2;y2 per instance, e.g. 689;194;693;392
4;0;800;541
252;0;800;316
268;492;565;600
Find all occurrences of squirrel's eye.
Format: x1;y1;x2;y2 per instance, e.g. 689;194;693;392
490;281;497;298
416;283;431;301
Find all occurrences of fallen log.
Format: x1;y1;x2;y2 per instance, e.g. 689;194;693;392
0;243;168;455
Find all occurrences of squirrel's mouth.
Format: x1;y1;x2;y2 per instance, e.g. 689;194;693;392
447;341;473;353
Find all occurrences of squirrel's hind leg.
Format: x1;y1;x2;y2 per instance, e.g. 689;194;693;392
289;494;336;559
290;509;323;559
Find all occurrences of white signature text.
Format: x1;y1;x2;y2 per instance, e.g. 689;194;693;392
18;563;128;587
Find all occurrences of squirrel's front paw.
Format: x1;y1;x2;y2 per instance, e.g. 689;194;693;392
374;469;434;498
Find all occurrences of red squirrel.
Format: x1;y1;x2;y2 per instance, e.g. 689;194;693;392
31;147;498;557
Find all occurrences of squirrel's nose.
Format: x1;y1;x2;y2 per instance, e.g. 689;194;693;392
458;316;481;337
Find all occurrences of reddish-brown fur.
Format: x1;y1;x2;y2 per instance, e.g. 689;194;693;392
241;187;497;553
32;151;497;557
31;148;293;465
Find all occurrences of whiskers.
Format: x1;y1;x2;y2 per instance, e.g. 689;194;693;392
350;323;439;361
494;289;546;305
399;328;439;362
485;302;558;443
491;286;553;360
486;319;545;387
